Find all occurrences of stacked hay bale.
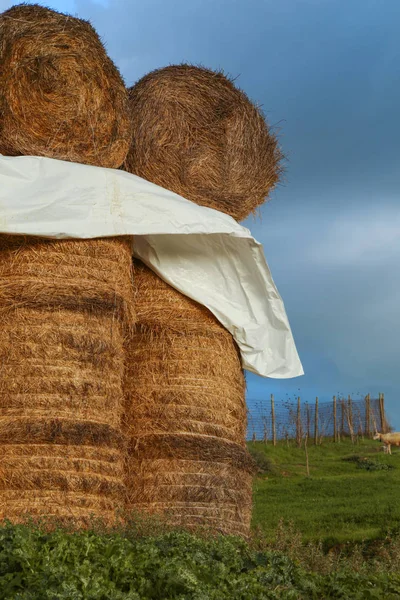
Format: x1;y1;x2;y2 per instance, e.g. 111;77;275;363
124;65;282;536
0;3;130;166
125;266;252;536
127;266;247;443
0;5;133;525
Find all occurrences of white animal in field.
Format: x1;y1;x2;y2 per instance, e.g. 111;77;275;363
373;432;400;455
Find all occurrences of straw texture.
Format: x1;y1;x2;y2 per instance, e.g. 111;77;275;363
122;65;281;536
0;4;130;168
128;435;254;537
0;236;135;525
125;264;247;444
0;4;134;526
124;64;282;222
124;262;253;535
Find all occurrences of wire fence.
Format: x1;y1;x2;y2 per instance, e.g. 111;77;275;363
247;393;390;444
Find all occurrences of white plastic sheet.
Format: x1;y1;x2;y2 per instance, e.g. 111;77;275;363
0;155;303;379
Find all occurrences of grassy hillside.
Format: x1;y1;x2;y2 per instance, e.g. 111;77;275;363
249;437;400;544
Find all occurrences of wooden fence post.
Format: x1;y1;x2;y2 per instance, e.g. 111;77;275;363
365;394;371;438
347;395;355;443
333;396;337;442
348;395;353;428
306;404;311;439
341;399;345;437
383;393;388;432
263;424;268;444
314;397;319;445
356;407;363;440
271;394;276;446
296;396;302;447
304;433;310;477
379;392;387;433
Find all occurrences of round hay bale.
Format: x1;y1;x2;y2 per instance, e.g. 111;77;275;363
129;433;256;468
0;236;135;524
126;328;246;442
0;491;119;528
124;64;282;222
124;261;246;444
0;236;135;324
127;435;255;536
130;259;223;334
0;4;130;168
133;503;251;537
0;4;133;526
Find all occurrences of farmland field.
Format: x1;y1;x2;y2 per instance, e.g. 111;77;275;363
249;437;400;544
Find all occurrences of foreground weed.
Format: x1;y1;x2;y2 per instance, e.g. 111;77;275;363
1;518;400;598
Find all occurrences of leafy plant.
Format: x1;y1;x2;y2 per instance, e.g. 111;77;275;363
247;446;277;475
0;520;400;599
342;455;394;471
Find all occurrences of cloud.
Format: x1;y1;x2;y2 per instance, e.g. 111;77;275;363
304;207;400;267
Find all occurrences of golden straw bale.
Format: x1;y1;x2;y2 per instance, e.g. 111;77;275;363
0;236;135;324
0;443;123;526
0;5;134;525
0;445;124;479
129;460;252;506
131;261;224;334
123;65;279;536
0;236;135;524
129;433;255;470
127;436;254;536
0;4;130;167
133;503;251;538
125;261;246;444
124;64;282;222
0;490;119;528
125;328;246;442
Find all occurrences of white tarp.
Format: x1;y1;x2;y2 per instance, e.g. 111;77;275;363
0;155;303;379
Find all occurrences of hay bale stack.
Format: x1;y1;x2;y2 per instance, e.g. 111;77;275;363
124;261;253;535
0;236;134;525
0;4;130;167
124;64;282;222
0;5;133;525
124;65;281;536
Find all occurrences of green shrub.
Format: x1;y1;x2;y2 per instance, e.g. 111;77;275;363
0;520;400;599
342;454;367;463
342;455;394;471
248;446;277;475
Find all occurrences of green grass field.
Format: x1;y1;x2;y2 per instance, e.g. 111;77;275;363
249;437;400;545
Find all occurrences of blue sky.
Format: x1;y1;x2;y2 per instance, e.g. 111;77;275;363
1;0;399;427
